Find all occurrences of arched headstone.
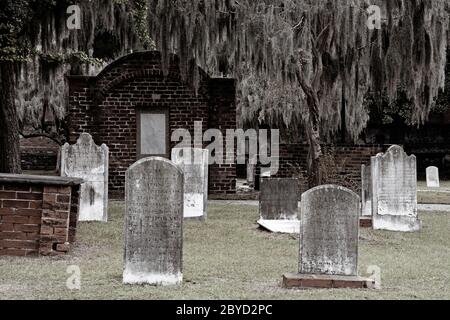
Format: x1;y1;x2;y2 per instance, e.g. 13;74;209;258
61;133;109;222
123;157;183;285
426;166;440;188
299;185;360;276
371;145;420;232
282;185;374;289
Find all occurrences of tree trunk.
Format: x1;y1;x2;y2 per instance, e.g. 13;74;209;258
0;61;22;174
297;72;323;188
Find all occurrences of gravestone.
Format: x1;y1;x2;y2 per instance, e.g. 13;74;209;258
371;145;420;232
171;148;208;219
257;178;299;234
426;166;440;188
300;185;359;276
282;185;375;289
61;133;109;222
123;157;183;285
361;164;372;217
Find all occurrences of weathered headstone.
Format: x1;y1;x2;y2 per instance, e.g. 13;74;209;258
171;148;208;219
426;166;440;188
257;178;299;234
361;164;372;216
299;185;359;276
61;133;109;222
123;157;183;285
371;145;420;232
282;185;374;289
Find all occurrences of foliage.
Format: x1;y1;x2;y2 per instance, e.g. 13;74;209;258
149;0;449;142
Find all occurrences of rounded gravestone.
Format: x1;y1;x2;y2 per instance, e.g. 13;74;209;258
299;185;360;276
123;157;183;285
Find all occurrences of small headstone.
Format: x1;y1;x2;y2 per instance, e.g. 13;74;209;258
299;185;360;276
371;145;420;232
361;164;372;216
123;157;183;285
171;148;208;219
257;178;299;234
61;133;109;222
426;166;440;188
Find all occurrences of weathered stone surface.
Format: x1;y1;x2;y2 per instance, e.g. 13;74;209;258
426;166;440;188
171;148;208;219
259;178;298;220
61;133;108;222
371;145;420;232
299;185;360;276
257;178;299;234
361;164;372;216
123;157;183;286
282;273;376;289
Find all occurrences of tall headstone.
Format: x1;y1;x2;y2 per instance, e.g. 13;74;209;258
123;157;183;285
361;164;372;216
257;178;299;234
171;148;208;219
61;133;108;222
299;185;360;276
282;185;374;289
371;145;420;232
426;166;440;188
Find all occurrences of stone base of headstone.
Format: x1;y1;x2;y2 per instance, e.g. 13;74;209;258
282;273;376;289
373;215;421;232
359;216;373;228
123;270;183;286
257;219;300;234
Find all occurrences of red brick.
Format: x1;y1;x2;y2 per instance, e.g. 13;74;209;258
1;215;30;224
0;223;14;231
15;209;42;217
29;201;43;209
40;225;53;235
14;224;40;233
0;232;28;240
0;239;39;250
28;216;42;224
17;192;42;200
56;243;70;252
0;248;28;256
56;195;70;204
0;208;15;216
2;200;30;209
0;191;16;200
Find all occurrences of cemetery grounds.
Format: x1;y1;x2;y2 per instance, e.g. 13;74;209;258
0;200;449;299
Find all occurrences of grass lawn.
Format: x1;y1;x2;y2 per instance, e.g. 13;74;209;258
0;203;449;300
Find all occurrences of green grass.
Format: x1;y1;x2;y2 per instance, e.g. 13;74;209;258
0;203;449;300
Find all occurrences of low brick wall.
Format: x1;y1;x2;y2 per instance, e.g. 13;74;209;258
0;174;82;256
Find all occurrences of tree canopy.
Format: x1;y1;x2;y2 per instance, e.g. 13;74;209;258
149;0;450;141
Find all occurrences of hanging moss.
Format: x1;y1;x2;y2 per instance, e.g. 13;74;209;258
148;0;449;142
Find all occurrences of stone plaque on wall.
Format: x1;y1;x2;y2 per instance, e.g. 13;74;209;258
371;145;420;232
123;157;183;285
171;148;208;219
299;185;360;276
61;133;109;222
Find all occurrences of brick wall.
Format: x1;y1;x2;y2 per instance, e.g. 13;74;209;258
0;175;81;257
256;143;389;194
67;51;237;199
